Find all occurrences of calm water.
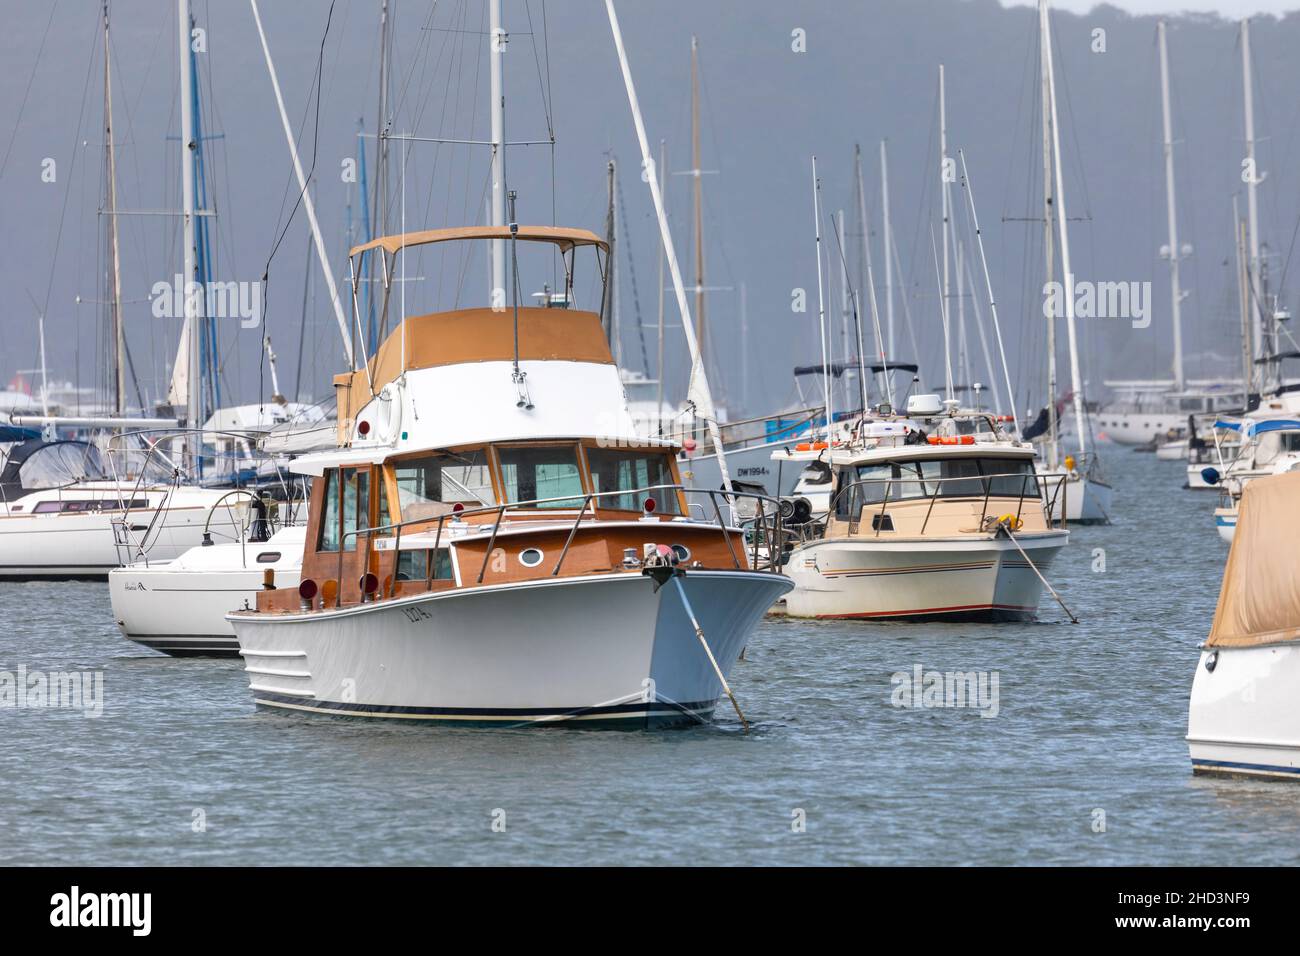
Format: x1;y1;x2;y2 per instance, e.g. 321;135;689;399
2;448;1298;866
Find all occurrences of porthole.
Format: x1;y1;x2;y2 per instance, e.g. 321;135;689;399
670;544;691;564
256;551;282;564
518;547;544;568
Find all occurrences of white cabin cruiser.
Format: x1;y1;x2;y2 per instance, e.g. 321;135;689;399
227;226;792;728
1188;470;1300;779
775;396;1069;621
0;438;242;578
110;492;304;657
1201;407;1300;543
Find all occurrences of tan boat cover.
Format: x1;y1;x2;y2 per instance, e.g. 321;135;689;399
1207;470;1300;648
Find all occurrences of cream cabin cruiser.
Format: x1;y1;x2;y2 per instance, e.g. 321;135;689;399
1188;470;1300;779
0;438;242;579
228;226;792;728
775;396;1069;621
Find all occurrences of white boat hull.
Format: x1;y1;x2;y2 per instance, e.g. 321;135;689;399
1043;471;1112;524
1096;411;1188;445
778;533;1067;621
230;569;792;728
1188;645;1300;780
1155;439;1187;461
1214;507;1236;543
681;442;805;499
0;487;241;578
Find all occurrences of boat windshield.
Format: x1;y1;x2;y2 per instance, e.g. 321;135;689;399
17;442;111;489
392;450;496;522
587;447;680;514
836;456;1037;515
497;444;585;509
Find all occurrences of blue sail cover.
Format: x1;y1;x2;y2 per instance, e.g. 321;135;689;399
1213;418;1300;436
0;425;40;443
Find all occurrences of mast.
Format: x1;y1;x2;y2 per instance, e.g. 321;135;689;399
103;0;126;416
1234;194;1253;396
1041;0;1088;456
179;0;201;458
372;0;390;341
880;139;895;357
836;210;851;381
249;0;353;368
1158;20;1186;392
939;64;953;398
1241;18;1263;372
690;36;706;368
605;0;732;493
811;157;832;435
490;0;506;303
655;138;666;428
1039;4;1059;467
854;143;879;408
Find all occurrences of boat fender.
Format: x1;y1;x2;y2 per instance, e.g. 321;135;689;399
1205;650;1218;673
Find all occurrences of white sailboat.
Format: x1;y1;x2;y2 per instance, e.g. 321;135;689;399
0;0;241;578
1030;0;1112;525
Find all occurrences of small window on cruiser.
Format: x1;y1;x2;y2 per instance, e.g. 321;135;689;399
341;468;370;552
318;469;341;552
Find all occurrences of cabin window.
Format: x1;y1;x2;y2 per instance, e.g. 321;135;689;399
342;468;370;551
586;448;680;513
396;548;453;582
393;451;495;522
33;501;62;514
497;445;585;508
318;469;341;552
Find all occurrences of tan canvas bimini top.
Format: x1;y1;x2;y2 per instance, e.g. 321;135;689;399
1207;470;1300;648
349;225;607;258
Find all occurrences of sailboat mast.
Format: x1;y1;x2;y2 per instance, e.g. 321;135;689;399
1234;194;1253;394
854;143;879;409
691;36;706;369
880;140;894;357
1039;4;1059;468
103;0;126;416
656;138;666;427
1158;20;1185;393
1241;18;1263;373
1041;0;1088;456
490;0;506;302
939;65;953;398
811;157;832;435
604;0;732;492
179;0;201;459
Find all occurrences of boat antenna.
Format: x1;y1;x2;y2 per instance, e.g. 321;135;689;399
508;191;533;409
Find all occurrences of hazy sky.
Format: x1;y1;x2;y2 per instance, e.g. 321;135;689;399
1003;1;1298;14
4;0;1300;421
